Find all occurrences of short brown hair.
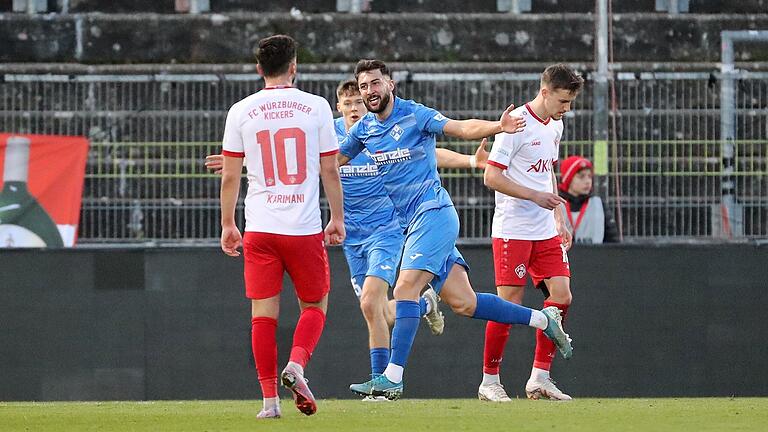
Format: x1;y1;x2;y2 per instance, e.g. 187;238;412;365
354;59;391;79
255;35;297;78
336;79;360;99
542;64;584;94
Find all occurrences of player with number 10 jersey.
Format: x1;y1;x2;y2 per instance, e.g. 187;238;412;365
219;34;344;419
222;87;339;235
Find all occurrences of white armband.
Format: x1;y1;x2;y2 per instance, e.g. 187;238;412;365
469;155;477;169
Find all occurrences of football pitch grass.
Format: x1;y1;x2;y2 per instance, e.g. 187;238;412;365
1;398;766;431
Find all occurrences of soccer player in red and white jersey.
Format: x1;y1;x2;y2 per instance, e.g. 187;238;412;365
478;64;584;402
219;35;345;419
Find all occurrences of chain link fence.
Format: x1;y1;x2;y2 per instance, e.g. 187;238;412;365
1;69;765;244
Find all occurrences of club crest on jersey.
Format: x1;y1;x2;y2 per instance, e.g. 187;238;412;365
370;148;412;165
390;124;404;141
339;163;379;177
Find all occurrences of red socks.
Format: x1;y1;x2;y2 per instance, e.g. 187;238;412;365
251;307;327;398
533;300;570;371
483;322;512;374
483;300;571;375
251;316;278;398
289;306;327;369
251;307;326;398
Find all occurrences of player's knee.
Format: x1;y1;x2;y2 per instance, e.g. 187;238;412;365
392;282;419;299
549;290;572;305
561;292;573;305
359;295;383;320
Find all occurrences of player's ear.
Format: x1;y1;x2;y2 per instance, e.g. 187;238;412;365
336;102;341;111
256;64;264;77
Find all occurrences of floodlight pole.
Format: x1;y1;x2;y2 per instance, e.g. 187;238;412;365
719;30;768;238
592;0;610;196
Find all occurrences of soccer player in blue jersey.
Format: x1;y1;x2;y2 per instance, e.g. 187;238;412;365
334;80;491;399
334;80;443;398
340;60;573;400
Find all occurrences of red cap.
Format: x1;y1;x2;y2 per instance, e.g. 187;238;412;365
559;156;593;192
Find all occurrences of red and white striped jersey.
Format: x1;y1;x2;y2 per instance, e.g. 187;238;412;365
487;103;563;240
222;86;338;235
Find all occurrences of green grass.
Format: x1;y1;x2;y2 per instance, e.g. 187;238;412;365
1;399;766;432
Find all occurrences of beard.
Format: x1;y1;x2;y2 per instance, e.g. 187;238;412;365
364;92;392;113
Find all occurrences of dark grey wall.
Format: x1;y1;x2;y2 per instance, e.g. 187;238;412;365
4;1;766;14
1;244;767;401
2;13;768;63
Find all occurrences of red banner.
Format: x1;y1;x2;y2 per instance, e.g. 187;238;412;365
0;134;89;247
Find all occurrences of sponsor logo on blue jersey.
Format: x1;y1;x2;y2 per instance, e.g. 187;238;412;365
339;163;379;177
370;148;412;165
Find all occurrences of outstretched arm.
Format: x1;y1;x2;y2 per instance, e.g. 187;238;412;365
205;154;224;174
206;154;247;174
436;138;489;169
442;104;526;140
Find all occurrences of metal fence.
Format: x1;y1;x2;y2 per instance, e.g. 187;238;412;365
1;69;766;244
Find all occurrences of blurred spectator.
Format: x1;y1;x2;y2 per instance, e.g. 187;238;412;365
558;156;618;244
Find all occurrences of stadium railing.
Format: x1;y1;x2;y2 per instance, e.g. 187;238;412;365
1;67;765;244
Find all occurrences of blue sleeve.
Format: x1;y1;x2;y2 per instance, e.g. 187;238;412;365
334;118;348;145
339;121;364;159
413;103;451;135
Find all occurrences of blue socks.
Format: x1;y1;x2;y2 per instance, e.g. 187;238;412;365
388;300;421;367
369;347;389;375
472;292;533;325
370;297;425;375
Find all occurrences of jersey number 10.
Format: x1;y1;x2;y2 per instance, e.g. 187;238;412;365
256;127;307;186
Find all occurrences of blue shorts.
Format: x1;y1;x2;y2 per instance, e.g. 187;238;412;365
342;228;404;298
430;247;469;294
400;205;469;294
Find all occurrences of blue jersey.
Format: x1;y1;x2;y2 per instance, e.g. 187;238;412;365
335;117;400;245
340;97;453;225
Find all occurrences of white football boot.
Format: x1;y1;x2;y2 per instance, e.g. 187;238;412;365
525;377;572;401
422;286;445;336
478;382;512;402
